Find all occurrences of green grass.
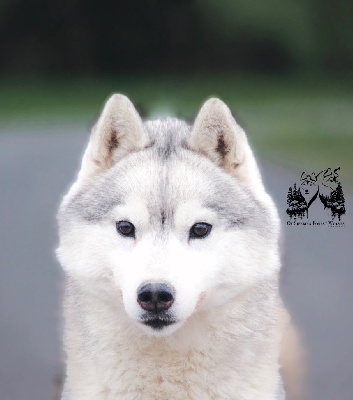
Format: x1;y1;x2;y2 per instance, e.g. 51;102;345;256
1;73;352;186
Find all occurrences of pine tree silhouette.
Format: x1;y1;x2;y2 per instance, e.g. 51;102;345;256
286;183;307;219
330;182;346;220
336;183;345;205
287;187;293;206
319;181;346;220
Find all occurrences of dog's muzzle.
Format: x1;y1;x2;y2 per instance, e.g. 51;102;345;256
137;282;176;329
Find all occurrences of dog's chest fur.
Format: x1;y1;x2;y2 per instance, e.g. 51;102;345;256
62;279;284;400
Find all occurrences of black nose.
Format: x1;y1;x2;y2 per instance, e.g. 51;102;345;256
137;283;175;312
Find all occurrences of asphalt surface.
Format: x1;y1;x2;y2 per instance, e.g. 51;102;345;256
0;123;352;400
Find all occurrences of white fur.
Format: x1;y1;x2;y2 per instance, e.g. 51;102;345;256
57;95;286;399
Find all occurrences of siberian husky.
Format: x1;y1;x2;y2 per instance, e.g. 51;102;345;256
57;94;294;399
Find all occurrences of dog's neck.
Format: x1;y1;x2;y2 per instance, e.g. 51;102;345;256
63;277;284;400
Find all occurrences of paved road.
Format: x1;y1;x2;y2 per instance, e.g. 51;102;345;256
0;123;352;400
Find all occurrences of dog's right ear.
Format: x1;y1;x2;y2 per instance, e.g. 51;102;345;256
78;94;149;180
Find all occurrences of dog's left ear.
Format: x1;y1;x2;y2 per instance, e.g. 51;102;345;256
189;98;262;188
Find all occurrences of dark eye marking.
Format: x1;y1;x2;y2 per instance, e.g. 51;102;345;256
189;223;212;239
116;221;135;238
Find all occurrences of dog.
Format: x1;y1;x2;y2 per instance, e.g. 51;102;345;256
57;94;294;399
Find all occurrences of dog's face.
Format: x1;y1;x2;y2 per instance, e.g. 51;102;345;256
57;95;280;337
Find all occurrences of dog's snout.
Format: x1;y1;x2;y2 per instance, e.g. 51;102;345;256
137;283;175;312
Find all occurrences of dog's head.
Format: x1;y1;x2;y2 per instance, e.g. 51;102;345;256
57;95;280;336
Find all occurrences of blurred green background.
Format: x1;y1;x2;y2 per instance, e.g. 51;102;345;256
1;0;352;185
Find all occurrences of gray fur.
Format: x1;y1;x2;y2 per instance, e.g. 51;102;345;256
59;118;275;239
144;118;190;159
63;175;124;223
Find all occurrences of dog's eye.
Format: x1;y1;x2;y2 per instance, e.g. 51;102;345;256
116;221;135;238
189;223;212;239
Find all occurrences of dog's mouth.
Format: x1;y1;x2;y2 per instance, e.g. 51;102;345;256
143;318;176;330
141;314;176;330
